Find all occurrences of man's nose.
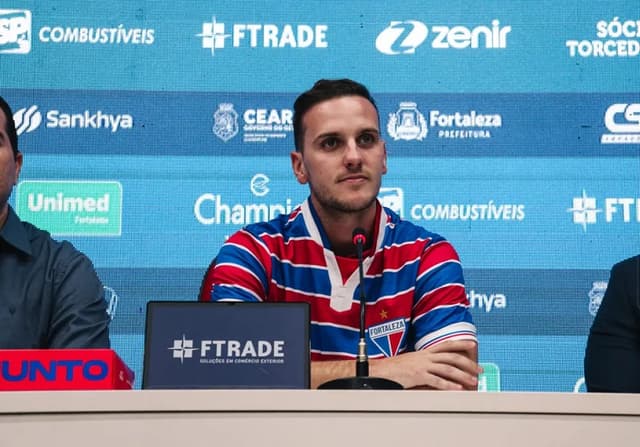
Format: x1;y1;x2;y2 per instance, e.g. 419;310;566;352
343;140;362;167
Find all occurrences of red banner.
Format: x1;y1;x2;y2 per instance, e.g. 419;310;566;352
0;349;134;390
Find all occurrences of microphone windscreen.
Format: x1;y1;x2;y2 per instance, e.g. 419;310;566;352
352;227;366;246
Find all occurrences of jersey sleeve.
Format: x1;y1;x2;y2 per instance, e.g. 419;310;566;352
208;228;272;302
411;239;477;350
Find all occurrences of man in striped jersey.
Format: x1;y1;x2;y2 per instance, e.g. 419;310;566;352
204;79;481;389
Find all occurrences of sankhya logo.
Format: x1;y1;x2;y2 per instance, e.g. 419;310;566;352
13;105;133;133
376;19;510;55
13;106;42;135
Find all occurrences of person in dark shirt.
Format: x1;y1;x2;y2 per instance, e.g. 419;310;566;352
0;95;110;348
585;255;640;392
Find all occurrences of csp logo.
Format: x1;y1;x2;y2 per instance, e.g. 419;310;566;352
601;103;640;144
376;20;428;55
0;9;31;54
13;105;42;135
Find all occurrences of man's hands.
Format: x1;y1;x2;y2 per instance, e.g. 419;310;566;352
311;339;482;390
371;340;482;390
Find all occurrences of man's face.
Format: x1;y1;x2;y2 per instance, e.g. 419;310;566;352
290;95;387;216
0;109;22;222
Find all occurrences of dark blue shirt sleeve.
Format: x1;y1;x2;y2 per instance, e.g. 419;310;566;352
48;245;111;349
585;256;640;392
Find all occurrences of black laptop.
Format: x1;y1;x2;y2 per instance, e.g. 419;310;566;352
142;301;310;389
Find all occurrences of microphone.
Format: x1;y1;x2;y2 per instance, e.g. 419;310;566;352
318;228;403;390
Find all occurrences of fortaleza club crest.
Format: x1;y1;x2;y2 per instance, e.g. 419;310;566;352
368;318;407;357
387;102;428;141
588;281;608;317
213;103;239;142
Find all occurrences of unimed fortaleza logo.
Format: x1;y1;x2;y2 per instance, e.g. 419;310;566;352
13;105;134;134
568;189;640;232
376;19;511;55
0;9;31;54
197;16;328;56
601;103;640;144
478;362;500;392
169;334;286;366
15;181;122;236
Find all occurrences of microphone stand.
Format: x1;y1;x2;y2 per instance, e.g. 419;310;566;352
318;229;403;390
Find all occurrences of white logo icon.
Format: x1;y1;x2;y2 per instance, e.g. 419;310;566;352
379;187;404;217
13;105;42;135
197;17;230;56
387;102;428;141
0;9;31;54
212;103;239;142
567;190;602;232
588;281;608;317
573;377;586;393
376;21;428;55
169;335;198;363
103;286;119;320
250;173;270;197
601;103;640;144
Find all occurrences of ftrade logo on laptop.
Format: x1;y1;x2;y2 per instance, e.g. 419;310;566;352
168;334;286;366
15;180;123;236
0;9;31;54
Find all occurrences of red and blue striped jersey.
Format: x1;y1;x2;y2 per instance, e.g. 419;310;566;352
205;198;476;361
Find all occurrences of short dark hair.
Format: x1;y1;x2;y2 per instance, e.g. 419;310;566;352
0;95;18;156
293;79;378;152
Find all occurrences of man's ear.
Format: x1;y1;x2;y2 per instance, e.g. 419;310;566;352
382;143;388;174
14;151;23;185
290;151;308;184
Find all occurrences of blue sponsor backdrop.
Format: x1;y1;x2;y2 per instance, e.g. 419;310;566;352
2;0;639;391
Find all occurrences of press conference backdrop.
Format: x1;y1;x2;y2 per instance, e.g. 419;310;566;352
2;0;639;391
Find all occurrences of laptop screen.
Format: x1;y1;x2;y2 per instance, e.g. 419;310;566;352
142;301;310;389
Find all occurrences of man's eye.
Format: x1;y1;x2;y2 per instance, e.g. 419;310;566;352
321;137;339;149
357;133;377;146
